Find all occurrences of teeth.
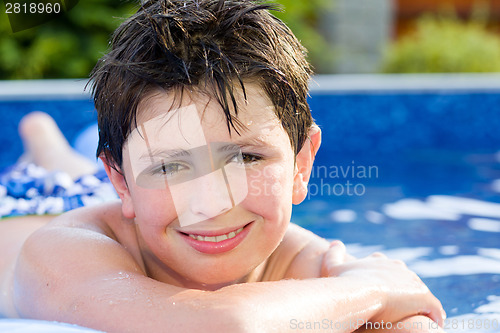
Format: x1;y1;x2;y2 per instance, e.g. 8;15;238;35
216;234;228;242
188;226;245;243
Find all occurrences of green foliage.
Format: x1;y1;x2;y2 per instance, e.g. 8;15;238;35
0;0;138;79
273;0;335;73
381;14;500;73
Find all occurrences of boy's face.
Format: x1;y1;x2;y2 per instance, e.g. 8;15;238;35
118;84;305;288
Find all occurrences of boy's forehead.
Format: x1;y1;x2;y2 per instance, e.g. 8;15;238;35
130;103;206;155
134;84;276;127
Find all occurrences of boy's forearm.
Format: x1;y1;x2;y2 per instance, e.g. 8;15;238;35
16;250;436;333
16;273;379;333
16;262;380;333
122;276;384;333
217;277;383;333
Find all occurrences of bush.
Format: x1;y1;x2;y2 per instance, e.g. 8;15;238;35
273;0;335;74
0;0;138;79
381;15;500;73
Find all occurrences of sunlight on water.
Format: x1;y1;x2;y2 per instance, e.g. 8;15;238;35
410;256;500;277
382;195;500;222
468;218;500;233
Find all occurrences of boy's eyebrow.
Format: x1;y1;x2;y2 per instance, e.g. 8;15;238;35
230;136;270;149
216;141;268;153
140;148;191;161
217;144;241;153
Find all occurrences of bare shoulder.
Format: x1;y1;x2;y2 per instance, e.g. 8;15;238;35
262;223;330;281
283;223;331;279
12;201;147;318
47;200;126;233
41;201;143;257
19;201;141;269
0;202;130;318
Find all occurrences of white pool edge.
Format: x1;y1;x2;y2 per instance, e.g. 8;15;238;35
0;79;90;100
310;73;500;93
2;73;500;100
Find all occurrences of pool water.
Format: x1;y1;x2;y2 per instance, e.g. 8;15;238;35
1;77;500;331
291;85;500;332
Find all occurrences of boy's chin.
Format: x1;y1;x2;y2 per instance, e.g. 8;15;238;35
186;274;247;290
183;262;262;290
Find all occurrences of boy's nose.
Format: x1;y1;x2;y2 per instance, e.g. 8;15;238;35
188;169;234;220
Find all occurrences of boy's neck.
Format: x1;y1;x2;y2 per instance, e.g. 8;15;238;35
146;259;268;291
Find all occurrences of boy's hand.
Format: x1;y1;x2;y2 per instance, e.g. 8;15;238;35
320;240;355;277
321;241;446;328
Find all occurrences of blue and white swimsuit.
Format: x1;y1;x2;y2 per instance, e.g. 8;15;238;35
0;162;117;218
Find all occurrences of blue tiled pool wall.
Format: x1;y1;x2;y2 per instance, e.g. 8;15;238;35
1;90;500;172
309;91;500;158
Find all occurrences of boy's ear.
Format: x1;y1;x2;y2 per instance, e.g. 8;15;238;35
292;125;321;205
100;155;136;219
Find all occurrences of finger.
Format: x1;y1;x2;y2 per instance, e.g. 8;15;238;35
320;240;346;277
410;291;445;328
370;252;387;258
426;296;446;328
345;253;356;262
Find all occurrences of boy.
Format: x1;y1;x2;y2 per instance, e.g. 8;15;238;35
0;0;445;332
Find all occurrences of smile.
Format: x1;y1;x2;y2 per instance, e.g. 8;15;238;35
187;227;244;243
179;223;252;254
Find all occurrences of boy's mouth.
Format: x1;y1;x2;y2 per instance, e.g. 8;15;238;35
178;222;253;254
186;227;244;243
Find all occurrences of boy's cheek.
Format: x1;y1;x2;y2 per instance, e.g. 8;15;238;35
246;165;293;202
131;187;177;226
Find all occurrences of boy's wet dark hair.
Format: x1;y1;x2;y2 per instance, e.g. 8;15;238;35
91;0;313;168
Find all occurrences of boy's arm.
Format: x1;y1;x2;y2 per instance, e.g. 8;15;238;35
279;224;355;280
13;221;444;333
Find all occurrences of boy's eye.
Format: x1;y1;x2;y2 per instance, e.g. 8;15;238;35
227;153;262;165
153;162;188;176
242;153;262;164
